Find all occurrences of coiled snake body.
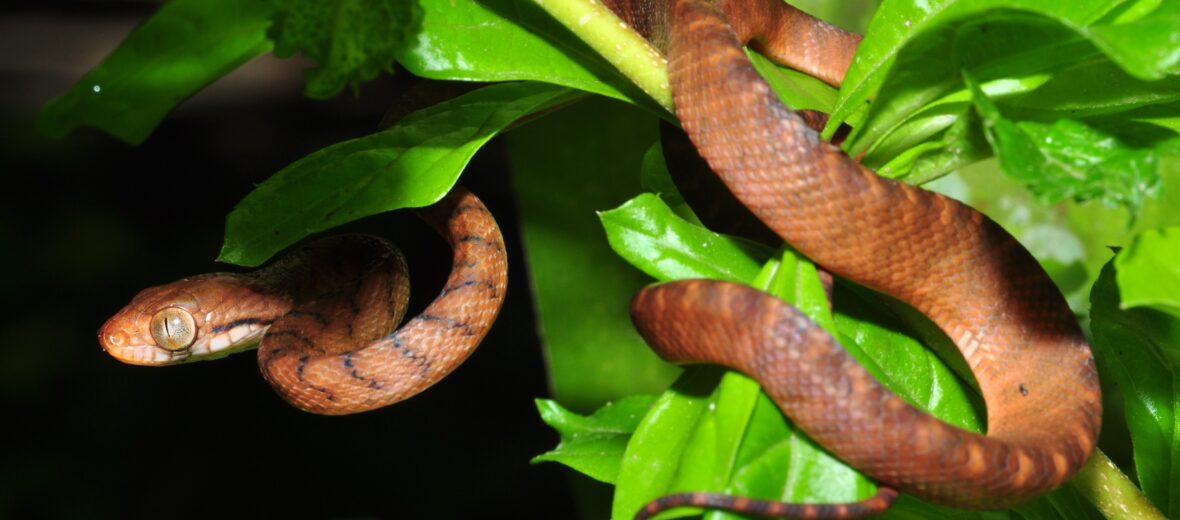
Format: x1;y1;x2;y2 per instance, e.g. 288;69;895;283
99;187;507;415
98;0;1101;516
604;0;1102;517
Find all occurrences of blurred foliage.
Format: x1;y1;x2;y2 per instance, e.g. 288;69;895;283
269;0;422;98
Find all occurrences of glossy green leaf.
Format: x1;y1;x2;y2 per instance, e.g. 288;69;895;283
864;76;1041;178
831;285;982;432
845;10;1096;155
719;392;795;513
613;368;727;520
748;51;841;114
873;102;991;183
833;0;1180;175
674;371;766;520
600;194;773;284
533;396;658;484
1090;254;1180;517
639;143;700;223
1083;0;1180;81
1019;119;1172;213
401;0;651;108
639;144;685;206
1115;227;1180;318
757;248;836;335
830;0;1120;142
966;73;1173;214
219;81;582;266
269;0;421;98
1118;104;1180;137
998;61;1180;121
38;0;274;144
872;67;1180;186
506;96;678;410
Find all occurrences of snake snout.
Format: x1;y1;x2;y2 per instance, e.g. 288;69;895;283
99;326;127;352
97;316;142;362
98;311;180;365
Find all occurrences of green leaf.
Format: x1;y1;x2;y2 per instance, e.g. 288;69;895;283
756;248;836;335
966;73;1169;214
401;0;652;108
219;81;581;266
1115;227;1180;318
865;76;1038;179
599;194;773;285
1083;0;1180;81
638;143;699;223
1020;119;1173;213
1090;252;1180;517
673;371;767;519
721;393;796;511
998;61;1180;121
37;0;274;144
748;51;841;114
831;285;982;432
846;10;1096;155
506;96;679;410
612;368;728;520
268;0;421;99
873;101;991;183
533;396;658;484
832;0;1180;177
830;0;1121;142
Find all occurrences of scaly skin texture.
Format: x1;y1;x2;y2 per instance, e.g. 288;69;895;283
607;0;1102;515
99;186;507;415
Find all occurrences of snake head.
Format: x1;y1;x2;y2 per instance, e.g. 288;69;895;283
99;274;286;366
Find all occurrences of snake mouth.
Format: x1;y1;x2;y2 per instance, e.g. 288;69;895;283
185;324;268;362
103;341;193;366
100;320;268;366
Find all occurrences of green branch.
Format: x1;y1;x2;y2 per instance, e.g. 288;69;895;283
1072;450;1164;519
532;0;672;111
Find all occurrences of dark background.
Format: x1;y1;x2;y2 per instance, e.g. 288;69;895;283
1;2;582;518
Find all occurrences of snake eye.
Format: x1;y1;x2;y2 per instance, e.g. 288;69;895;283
149;307;196;351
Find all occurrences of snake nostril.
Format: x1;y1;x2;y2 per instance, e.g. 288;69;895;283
103;330;128;350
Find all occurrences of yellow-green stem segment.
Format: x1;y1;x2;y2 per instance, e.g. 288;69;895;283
532;0;673;112
1072;450;1165;519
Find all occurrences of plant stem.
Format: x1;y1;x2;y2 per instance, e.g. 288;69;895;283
1072;450;1164;519
531;0;673;111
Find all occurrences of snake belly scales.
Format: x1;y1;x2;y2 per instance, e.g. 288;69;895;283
98;0;1102;517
